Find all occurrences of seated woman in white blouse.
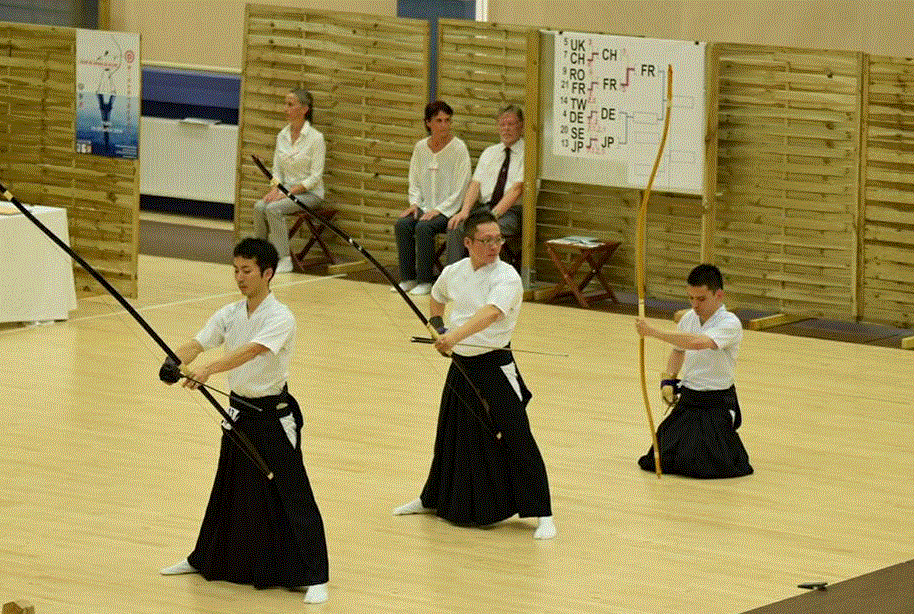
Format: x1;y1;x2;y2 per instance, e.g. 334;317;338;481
254;89;325;274
393;100;470;296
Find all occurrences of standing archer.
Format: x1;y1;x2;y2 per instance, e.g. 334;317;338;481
393;210;556;538
158;237;329;603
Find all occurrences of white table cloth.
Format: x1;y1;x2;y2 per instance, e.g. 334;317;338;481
0;203;78;324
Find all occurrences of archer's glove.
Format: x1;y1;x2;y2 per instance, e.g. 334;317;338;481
660;372;680;409
429;315;446;335
159;356;182;384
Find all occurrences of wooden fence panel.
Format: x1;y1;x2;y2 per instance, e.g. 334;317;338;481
860;55;914;327
0;21;139;298
437;19;529;159
715;44;861;318
236;5;429;263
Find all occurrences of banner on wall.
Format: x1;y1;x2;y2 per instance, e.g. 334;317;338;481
75;29;140;159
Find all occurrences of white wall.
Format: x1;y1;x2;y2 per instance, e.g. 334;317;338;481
488;0;914;58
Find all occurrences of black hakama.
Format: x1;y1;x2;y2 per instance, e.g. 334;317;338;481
638;385;753;478
187;390;328;589
420;349;552;526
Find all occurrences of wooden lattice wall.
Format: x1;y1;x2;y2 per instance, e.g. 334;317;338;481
715;44;862;320
235;5;429;261
234;11;914;328
0;21;140;298
860;55;914;327
437;19;528;160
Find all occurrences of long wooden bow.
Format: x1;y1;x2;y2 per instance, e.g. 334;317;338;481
0;181;274;480
250;155;502;441
637;65;673;479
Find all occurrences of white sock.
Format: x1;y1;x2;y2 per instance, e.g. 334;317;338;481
303;582;328;604
392;497;434;515
533;516;557;540
159;558;197;575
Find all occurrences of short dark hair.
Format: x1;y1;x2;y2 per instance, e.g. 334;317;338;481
290;89;314;122
687;263;724;292
234;237;279;278
498;104;523;123
463;210;498;240
424;100;454;133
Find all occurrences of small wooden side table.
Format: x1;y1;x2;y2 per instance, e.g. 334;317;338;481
545;239;621;308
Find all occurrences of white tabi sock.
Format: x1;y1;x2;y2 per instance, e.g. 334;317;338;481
392;497;434;515
303;582;328;604
159;558;197;575
533;516;557;539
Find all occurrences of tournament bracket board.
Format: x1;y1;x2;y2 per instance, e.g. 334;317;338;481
542;31;706;195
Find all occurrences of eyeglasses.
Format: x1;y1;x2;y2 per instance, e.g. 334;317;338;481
472;236;505;246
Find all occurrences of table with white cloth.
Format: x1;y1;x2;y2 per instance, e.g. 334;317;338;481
0;203;78;324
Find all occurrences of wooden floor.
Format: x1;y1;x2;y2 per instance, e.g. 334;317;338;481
1;255;911;614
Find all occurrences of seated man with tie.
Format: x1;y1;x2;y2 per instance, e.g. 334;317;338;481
445;104;525;265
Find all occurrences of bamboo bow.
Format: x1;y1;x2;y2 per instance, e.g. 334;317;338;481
637;65;673;479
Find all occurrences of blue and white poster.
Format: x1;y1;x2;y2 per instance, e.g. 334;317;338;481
75;29;140;159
